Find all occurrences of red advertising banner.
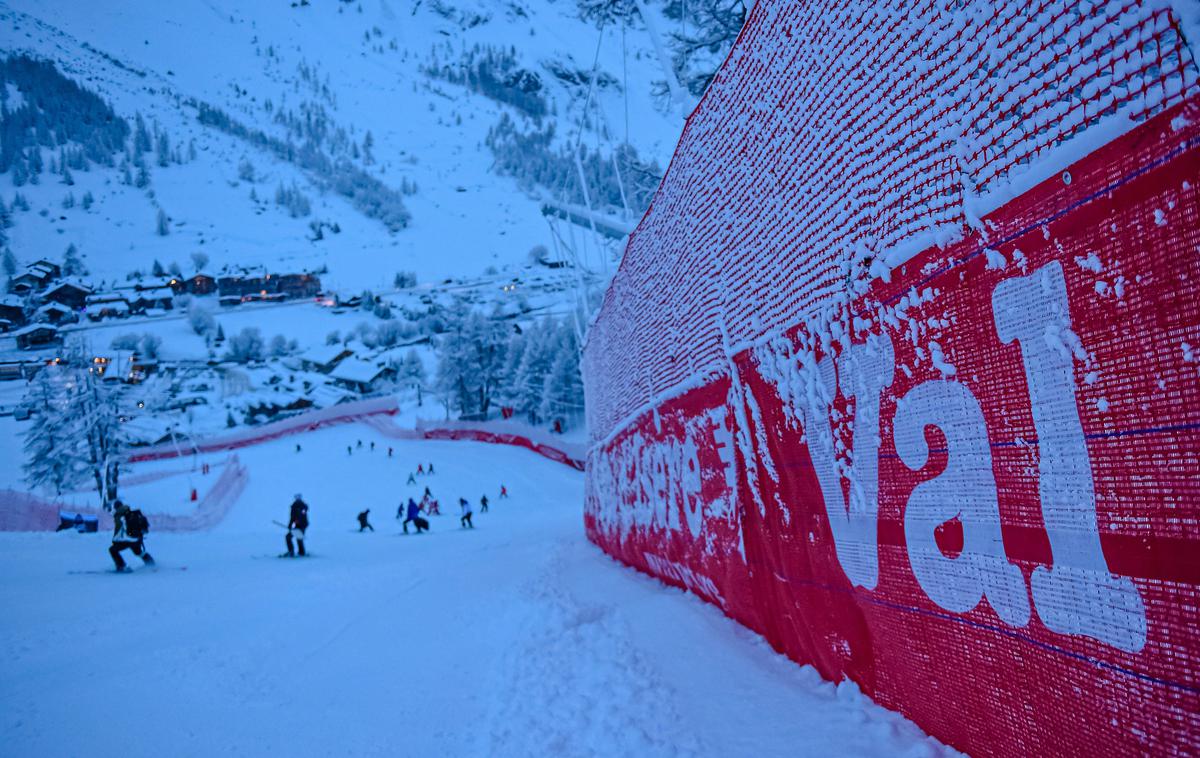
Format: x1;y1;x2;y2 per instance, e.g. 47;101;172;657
586;94;1200;756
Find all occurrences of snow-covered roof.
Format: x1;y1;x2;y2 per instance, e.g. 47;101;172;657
0;295;24;308
10;323;57;337
331;358;386;385
301;343;353;367
47;278;93;294
123;417;176;445
308;383;355;407
86;293;129;304
36;302;73;314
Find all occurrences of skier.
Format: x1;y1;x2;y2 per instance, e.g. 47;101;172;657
295;443;302;453
357;509;374;532
421;488;441;516
428;463;435;474
109;500;155;572
357;439;363;449
347;445;352;456
285;494;309;557
480;494;489;513
459;497;474;529
406;472;417;485
402;498;427;534
370;441;375;452
500;484;508;499
417;463;424;476
387;447;393;458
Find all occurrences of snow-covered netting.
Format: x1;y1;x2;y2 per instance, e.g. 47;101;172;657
584;1;1200;755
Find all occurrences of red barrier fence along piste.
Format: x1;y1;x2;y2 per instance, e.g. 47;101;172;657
583;2;1200;755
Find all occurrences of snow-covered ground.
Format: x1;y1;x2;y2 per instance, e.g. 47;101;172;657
0;422;953;757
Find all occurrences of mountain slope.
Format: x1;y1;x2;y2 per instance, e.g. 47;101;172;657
0;0;683;290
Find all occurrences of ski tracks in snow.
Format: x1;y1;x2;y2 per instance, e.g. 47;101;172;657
479;542;702;757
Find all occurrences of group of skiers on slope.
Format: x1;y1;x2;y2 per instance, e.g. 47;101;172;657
103;461;511;567
285;482;508;557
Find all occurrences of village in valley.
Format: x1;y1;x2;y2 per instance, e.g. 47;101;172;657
0;249;591;452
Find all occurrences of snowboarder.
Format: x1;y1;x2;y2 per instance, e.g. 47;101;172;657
357;509;374;532
402;498;427;534
480;494;489;513
109;500;155;572
286;494;309;557
459;497;474;529
500;485;508;499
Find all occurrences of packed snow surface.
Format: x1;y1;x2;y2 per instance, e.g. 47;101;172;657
0;423;952;757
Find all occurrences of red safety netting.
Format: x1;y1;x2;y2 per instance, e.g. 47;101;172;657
585;0;1198;442
584;2;1200;755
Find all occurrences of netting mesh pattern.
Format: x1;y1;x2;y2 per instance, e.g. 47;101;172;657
585;0;1199;444
584;91;1200;754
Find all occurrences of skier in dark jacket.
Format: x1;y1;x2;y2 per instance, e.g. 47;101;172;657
286;494;309;557
402;498;427;534
357;509;374;532
480;494;489;513
109;500;155;572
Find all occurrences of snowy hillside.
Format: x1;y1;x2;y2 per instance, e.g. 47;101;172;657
0;0;684;290
0;423;955;757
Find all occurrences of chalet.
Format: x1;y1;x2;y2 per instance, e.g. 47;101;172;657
43;280;93;310
186;272;217;295
331;358;395;394
0;296;27;327
300;344;354;374
84;294;130;321
275;272;321;299
0;319;11;334
0;361;37;381
10;261;61;293
35;302;77;325
127;286;175;313
307;383;355;408
30;260;62;279
13;324;59;350
218;273;269;298
9;271;46;295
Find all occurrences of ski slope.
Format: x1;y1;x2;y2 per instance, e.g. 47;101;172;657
0;423;954;757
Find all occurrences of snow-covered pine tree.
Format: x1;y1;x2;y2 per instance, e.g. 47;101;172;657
540;327;584;429
2;248;16;279
21;366;82;496
156;208;170;236
133;113;152;154
156;131;171;168
401;349;426;406
62;244;85;276
512;318;557;423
